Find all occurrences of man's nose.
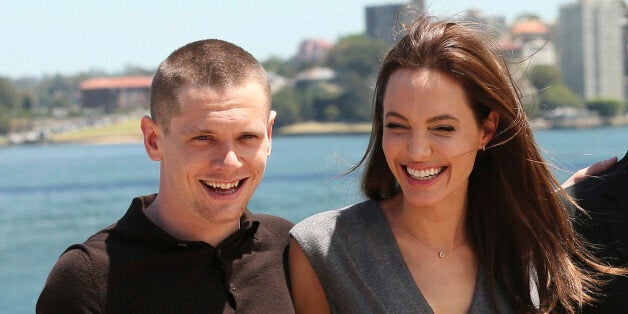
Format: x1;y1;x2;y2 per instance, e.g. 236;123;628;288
212;144;242;170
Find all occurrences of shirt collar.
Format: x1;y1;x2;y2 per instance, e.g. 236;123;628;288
112;194;260;258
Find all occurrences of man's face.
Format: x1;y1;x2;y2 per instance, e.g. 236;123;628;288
151;81;273;224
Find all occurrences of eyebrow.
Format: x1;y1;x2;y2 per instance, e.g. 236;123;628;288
385;111;408;121
384;112;459;123
427;114;459;123
183;128;215;135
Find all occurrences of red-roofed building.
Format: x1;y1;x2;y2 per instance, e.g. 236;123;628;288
511;20;549;41
292;39;334;64
79;76;152;112
499;18;555;66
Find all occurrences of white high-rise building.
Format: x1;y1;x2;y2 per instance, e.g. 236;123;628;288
557;0;626;102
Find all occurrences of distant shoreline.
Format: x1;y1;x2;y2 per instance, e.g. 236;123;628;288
2;116;627;146
0;120;374;146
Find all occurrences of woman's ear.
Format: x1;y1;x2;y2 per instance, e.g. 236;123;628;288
141;115;163;161
481;111;500;147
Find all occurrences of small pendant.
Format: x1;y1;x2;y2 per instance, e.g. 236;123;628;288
438;250;445;258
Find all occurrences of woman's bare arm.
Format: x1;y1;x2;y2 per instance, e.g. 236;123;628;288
288;238;331;314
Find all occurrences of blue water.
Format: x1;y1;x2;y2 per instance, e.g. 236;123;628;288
1;126;627;313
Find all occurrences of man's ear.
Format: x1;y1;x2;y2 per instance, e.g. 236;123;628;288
266;110;277;156
141;115;163;161
481;111;499;147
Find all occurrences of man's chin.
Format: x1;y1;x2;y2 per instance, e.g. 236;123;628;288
195;207;245;225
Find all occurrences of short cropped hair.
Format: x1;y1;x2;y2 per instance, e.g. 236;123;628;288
150;39;270;133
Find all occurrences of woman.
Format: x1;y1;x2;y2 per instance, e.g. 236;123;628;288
289;15;622;313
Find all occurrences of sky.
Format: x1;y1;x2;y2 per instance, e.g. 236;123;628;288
1;0;575;79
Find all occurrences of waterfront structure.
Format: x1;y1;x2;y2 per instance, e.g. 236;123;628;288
79;76;152;112
293;67;336;90
454;9;508;37
510;18;556;66
557;0;626;102
292;39;334;64
365;1;424;44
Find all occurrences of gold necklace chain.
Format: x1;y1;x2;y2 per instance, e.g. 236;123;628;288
392;210;466;258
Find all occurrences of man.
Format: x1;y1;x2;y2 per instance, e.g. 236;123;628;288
37;39;294;313
568;151;628;313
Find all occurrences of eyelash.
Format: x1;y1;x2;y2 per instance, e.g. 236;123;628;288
193;134;259;141
384;123;456;134
194;135;210;141
385;122;407;129
433;126;455;132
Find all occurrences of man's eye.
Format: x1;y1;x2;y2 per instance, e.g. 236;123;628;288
194;135;210;141
241;134;259;140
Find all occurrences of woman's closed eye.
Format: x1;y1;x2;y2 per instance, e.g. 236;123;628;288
385;122;409;130
432;125;455;132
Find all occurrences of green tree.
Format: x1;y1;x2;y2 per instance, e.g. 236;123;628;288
263;56;296;78
539;84;584;110
272;86;302;127
308;84;341;121
527;64;561;90
0;76;21;134
335;72;373;121
323;34;388;122
35;74;86;115
0;76;21;109
122;65;154;76
522;100;541;118
0;110;10;134
324;35;388;77
586;99;625;117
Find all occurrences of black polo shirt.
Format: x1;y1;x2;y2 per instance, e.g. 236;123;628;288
37;194;295;313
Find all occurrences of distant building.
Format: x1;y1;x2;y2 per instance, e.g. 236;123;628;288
293;67;336;89
503;18;556;66
365;1;424;44
267;72;288;94
453;9;508;38
79;76;152;112
557;0;625;102
292;39;334;64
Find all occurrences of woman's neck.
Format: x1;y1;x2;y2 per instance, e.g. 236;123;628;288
381;193;469;249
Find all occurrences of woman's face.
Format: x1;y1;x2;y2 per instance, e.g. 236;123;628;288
381;68;496;209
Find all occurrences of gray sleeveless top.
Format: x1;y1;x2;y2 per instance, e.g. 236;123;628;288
290;200;514;313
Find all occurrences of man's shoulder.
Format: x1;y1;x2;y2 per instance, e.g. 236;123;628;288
253;212;292;222
250;213;294;237
37;238;108;312
51;194;150;266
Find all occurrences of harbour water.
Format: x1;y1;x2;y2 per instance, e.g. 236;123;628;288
1;126;627;313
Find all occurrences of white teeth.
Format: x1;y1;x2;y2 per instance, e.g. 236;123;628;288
204;180;240;190
407;167;443;180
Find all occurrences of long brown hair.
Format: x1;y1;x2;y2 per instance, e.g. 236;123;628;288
354;14;617;313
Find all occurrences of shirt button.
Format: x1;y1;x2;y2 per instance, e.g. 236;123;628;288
217;249;222;256
230;283;236;291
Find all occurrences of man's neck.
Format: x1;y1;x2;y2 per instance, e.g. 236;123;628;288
143;196;241;247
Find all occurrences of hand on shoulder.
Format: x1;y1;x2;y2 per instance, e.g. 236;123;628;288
561;156;618;188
